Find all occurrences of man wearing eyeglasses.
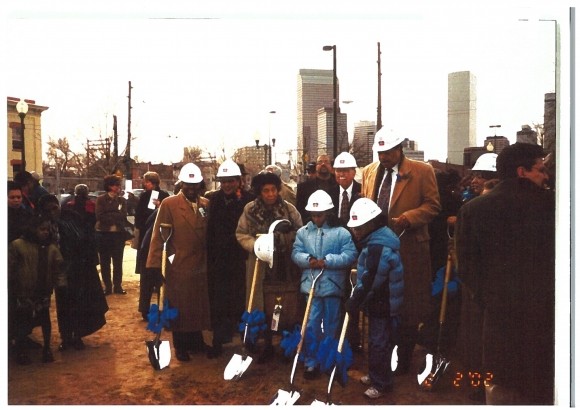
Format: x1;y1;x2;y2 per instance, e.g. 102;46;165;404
455;142;555;404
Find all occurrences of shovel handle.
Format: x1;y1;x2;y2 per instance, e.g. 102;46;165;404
247;256;262;313
439;253;453;324
296;269;324;354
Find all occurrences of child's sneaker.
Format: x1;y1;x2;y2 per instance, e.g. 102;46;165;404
364;386;384;399
42;348;54;363
360;374;372;386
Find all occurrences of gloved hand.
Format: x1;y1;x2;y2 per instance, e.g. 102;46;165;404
392;214;410;230
344;298;359;317
309;257;319;269
273;219;293;234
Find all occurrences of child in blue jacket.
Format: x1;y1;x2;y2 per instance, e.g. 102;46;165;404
291;190;357;379
345;198;404;399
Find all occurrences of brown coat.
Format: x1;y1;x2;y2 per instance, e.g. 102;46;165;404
361;156;441;326
146;193;211;332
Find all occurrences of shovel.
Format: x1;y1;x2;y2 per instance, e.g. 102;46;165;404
311;270;357;405
224;256;262;381
270;268;325;406
145;223;173;370
417;252;453;390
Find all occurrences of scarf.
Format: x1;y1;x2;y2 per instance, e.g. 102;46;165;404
246;196;291;235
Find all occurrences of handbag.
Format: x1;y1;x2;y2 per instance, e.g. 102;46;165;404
131;227;141;249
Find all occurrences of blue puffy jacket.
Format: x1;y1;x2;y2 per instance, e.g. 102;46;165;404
350;226;404;317
292;221;357;297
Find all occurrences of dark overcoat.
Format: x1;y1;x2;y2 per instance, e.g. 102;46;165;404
455;178;555;403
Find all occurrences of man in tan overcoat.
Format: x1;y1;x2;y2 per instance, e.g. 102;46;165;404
361;128;440;374
147;163;211;362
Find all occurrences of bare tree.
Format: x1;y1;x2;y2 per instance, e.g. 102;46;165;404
182;146;204;163
45;137;85;176
532;122;545;148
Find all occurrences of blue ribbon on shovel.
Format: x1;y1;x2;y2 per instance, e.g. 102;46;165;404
146;300;178;333
316;336;354;386
238;309;267;344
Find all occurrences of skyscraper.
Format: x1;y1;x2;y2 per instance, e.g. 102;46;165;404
297;69;338;164
448;71;477;165
351;120;376;167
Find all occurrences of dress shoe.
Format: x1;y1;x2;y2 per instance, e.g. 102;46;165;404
23;336;43;349
175;349;190;362
73;338;85;350
58;340;72;351
113;288;127;295
42;348;55;363
141;312;149;321
206;344;223;359
103;289;112;296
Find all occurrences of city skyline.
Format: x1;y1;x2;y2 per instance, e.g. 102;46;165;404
4;3;566;167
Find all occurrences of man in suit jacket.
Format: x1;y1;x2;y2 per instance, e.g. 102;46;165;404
295;154;338;224
330;151;363;351
361;128;441;374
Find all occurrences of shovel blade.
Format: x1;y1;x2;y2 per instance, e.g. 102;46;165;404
146;340;171;370
270;389;301;406
310;399;335;406
224;353;253;381
417;353;450;391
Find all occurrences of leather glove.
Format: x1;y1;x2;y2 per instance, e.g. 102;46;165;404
273;219;292;234
309;257;319;269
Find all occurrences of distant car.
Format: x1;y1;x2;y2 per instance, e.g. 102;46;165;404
130;188;145;198
59;193;73;207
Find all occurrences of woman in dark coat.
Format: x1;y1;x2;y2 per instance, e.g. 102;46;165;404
37;194;108;350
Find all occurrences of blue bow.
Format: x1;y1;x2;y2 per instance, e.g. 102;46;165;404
238;309;267;344
280;325;319;362
146;300;178;333
316;336;354;386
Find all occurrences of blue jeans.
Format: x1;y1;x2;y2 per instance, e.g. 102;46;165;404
368;315;400;392
304;296;341;368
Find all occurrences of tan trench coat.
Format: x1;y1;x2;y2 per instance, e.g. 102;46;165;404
361;156;441;327
146;193;211;332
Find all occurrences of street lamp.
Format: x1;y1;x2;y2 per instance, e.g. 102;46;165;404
16;99;29;172
488;125;501;153
268;110;276;165
323;45;338;159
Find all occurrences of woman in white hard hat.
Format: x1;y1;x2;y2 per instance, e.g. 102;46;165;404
205;160;254;359
344;198;404;399
291;190;357;379
146;163;211;362
235;172;302;362
470;153;498;197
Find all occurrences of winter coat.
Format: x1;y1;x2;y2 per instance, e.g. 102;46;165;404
455;178;555;403
236;197;302;311
349;226;404;318
95;193;127;232
361;156;440;326
146;192;211;332
292;221;357;297
8;239;66;300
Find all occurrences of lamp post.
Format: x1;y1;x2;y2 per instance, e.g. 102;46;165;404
488;124;501;153
268;110;276;165
323;45;337;159
16;99;29;172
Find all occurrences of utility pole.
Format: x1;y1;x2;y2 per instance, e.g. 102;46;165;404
376;42;382;132
125;81;133;180
113;114;118;163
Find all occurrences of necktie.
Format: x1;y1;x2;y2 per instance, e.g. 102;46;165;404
340;190;350;223
377;168;393;214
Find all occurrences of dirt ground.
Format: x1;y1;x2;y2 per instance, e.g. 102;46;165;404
7;245;481;406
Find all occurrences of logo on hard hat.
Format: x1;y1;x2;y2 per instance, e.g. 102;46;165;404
339;160;345;164
378;141;385;146
313;203;319;208
189;174;195;178
352;215;358;220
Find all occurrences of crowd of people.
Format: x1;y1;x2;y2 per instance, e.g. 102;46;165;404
7;133;555;404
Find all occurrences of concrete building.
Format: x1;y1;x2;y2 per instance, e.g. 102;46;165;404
516;124;538;145
448;71;477;165
402;138;425;161
297;69;338;164
316;107;347;158
351;120;376;167
7;97;48;179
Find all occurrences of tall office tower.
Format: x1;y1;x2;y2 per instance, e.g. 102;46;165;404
297;69;338;164
351;120;376;167
448;71;477;165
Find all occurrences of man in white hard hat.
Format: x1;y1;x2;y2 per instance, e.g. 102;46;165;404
205;159;254;358
146;163;211;362
361;128;441;375
344;198;404;399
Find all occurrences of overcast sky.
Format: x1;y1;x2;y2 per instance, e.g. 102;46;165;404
3;2;569;166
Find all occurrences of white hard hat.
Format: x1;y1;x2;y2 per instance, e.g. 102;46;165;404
347;198;382;228
217;159;241;178
268;219;292;234
254;233;275;268
372;128;405;152
333;152;357;168
472;153;498;172
305;190;334;212
178;163;203;183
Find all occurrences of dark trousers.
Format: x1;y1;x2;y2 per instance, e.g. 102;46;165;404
139;269;163;315
172;330;205;351
96;231;125;291
368;316;398;392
